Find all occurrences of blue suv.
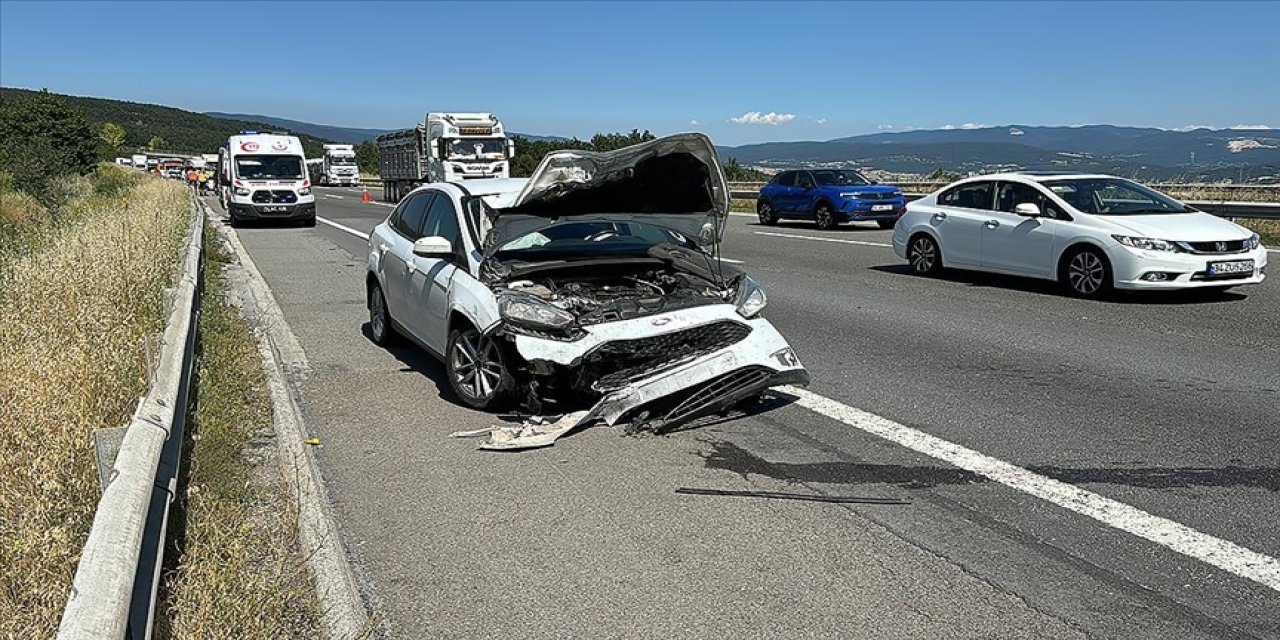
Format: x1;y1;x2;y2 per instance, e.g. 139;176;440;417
757;169;906;230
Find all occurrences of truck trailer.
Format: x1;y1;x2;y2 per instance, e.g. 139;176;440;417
217;131;316;227
375;112;514;202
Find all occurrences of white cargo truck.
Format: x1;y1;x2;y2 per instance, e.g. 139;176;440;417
217;131;315;227
132;154;148;169
315;143;360;186
375;112;514;202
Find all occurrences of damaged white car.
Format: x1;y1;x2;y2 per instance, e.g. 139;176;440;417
365;133;808;449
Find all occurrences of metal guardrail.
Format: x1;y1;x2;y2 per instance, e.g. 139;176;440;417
58;194;205;640
728;190;1280;220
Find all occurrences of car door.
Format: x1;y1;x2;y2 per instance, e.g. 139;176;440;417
768;171;796;215
381;192;433;327
981;181;1062;276
405;191;465;353
930;181;993;267
793;171;817;215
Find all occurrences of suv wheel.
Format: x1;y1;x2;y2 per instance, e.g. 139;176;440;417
814;203;837;230
757;201;778;225
1062;247;1112;298
447;327;514;410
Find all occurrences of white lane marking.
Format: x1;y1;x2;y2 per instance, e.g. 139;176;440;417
316;216;370;240
730;212;756;219
756;230;893;248
779;384;1280;592
324;194;344;200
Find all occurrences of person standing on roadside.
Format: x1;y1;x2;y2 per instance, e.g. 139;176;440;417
186;167;198;190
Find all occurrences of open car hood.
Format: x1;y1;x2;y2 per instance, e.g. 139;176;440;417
484;133;730;254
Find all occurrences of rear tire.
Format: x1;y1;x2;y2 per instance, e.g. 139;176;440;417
877;219;897;230
446;326;515;411
1061;247;1113;298
757;200;778;225
368;282;397;346
907;233;943;276
814;202;837;230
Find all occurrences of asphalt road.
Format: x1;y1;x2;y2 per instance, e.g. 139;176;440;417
220;186;1280;638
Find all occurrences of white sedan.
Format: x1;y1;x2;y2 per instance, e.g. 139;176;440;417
365;134;808;450
892;172;1267;296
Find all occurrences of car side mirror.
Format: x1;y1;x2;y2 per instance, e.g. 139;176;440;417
1014;203;1042;217
413;236;453;258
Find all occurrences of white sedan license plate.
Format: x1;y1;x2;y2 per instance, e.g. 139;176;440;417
871;204;894;212
1207;260;1253;275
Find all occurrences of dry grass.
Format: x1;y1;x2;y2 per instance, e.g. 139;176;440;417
1238;219;1280;246
156;226;321;639
0;176;189;636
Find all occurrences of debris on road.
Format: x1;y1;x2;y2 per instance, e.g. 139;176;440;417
451;410;590;450
674;487;912;505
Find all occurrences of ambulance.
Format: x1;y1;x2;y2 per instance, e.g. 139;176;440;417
218;132;316;226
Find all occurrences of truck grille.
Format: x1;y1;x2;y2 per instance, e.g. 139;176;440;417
586;321;753;391
251;190;298;204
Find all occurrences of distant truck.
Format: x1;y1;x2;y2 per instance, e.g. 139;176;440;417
217;131;316;227
314;143;360;186
375;112;514;202
132;154;148;169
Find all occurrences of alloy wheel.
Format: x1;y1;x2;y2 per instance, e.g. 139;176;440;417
1068;251;1106;295
370;288;387;339
758;202;776;225
451;332;503;402
909;237;938;274
815;205;835;230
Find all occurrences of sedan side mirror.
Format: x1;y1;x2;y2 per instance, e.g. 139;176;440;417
1014;203;1042;217
413;236;453;258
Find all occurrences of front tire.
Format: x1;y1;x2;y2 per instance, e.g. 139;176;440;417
368;282;397;346
907;234;943;276
814;202;837;230
1061;247;1113;298
757;200;778;225
446;327;514;411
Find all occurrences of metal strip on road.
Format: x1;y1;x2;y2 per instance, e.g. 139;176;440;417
755;230;894;248
780;385;1280;592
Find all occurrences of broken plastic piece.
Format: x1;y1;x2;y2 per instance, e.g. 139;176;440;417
304;438;321;445
477;410;590;451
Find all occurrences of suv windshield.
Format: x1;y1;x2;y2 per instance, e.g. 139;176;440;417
495;220;699;260
813;170;871;186
1042;178;1191;215
235;155;304;180
446;138;506;159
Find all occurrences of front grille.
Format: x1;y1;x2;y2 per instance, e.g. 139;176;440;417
251;190;298;204
853;192;899;200
1180;240;1247;254
585;321;752;391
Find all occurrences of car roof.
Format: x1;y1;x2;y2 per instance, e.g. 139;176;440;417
964;171;1119;183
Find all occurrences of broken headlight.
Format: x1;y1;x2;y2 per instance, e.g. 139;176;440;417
733;275;767;318
498;292;576;329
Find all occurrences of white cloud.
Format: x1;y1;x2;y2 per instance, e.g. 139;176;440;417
961;122;986;130
876;124;894;130
1231;124;1273;130
689;119;699;125
815;118;828;125
1170;124;1212;132
729;111;797;126
941;124;957;130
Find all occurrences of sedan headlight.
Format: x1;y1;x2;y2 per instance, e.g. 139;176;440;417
1112;235;1179;252
734;275;767;318
498;292;575;329
1245;233;1261;251
233;187;251;196
298;186;311;196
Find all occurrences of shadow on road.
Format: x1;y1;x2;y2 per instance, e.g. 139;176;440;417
359;322;462;406
868;263;1249;305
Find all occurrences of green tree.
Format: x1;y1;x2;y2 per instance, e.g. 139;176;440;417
722;157;768;182
0;89;98;191
355;140;380;175
99;122;126;150
147;135;167;151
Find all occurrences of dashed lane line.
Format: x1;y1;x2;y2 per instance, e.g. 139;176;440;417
780;384;1280;592
755;230;893;248
316;216;370;240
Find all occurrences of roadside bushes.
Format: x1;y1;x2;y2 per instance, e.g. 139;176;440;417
0;90;98;197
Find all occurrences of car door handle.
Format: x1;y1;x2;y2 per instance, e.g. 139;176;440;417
405;261;417;274
985;219;1000;228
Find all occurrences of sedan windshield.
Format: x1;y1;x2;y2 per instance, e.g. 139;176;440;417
1041;178;1191;215
235;155;304;180
495;220;699;260
446;138;506;159
813;170;871;187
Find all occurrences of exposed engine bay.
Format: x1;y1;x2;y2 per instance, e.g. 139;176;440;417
500;262;731;327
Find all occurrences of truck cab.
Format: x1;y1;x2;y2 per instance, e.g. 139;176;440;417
319;143;360;186
375;112;516;202
218;132;316;227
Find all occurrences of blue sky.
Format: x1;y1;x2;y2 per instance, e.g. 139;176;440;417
2;1;1278;146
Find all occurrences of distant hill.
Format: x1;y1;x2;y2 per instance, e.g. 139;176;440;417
721;124;1280;181
0;87;334;156
205;111;566;144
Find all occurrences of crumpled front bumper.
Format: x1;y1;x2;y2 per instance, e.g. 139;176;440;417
510;303;808;431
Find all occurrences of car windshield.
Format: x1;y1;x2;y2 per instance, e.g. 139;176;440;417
494;220;699;261
330;156;356;165
1041;178;1191;215
235;155;304;180
446;138;506;159
813;170;871;186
